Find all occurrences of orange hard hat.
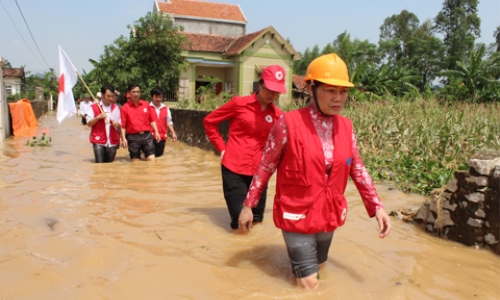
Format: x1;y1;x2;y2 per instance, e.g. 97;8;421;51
304;53;354;87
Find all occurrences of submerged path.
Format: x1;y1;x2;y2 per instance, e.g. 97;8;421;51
0;112;498;299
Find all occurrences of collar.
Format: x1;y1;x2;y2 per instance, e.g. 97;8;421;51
248;92;281;117
129;99;144;107
308;103;333;120
150;101;165;110
100;101;112;108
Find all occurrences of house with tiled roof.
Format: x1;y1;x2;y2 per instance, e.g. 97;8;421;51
2;67;25;96
153;0;246;36
153;0;300;104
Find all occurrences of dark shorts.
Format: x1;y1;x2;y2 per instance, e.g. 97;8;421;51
126;132;155;159
92;144;118;163
282;230;334;278
154;140;166;157
221;164;267;229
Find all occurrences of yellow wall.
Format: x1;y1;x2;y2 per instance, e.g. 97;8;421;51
240;32;293;104
195;67;226;82
179;31;297;104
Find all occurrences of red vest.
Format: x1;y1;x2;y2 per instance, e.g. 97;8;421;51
89;103;120;145
273;108;353;234
151;105;168;140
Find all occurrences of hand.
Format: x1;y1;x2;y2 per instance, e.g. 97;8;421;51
97;112;107;119
375;208;391;238
171;132;177;142
155;132;161;142
220;150;225;162
239;205;253;234
111;121;121;130
122;138;128;148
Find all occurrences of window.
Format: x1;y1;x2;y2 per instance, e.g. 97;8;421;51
5;85;12;95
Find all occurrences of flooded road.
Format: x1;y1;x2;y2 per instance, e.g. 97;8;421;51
0;112;498;299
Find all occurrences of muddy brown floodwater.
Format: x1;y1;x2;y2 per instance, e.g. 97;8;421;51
0;112;499;300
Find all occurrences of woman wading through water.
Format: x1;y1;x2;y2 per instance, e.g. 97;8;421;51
203;65;287;230
239;54;391;290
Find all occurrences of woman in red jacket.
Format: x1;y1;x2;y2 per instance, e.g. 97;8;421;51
239;54;391;290
203;65;286;230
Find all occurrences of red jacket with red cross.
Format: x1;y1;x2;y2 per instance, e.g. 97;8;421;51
273;108;353;234
89;103;120;145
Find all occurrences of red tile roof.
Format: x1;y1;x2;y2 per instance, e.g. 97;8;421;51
182;32;235;53
2;68;24;78
181;26;302;59
158;0;246;23
224;27;268;55
292;75;307;90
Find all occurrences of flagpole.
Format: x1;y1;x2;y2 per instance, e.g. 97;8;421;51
75;71;104;114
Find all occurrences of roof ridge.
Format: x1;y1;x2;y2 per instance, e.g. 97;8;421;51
223;26;270;54
182;32;237;38
180;0;241;7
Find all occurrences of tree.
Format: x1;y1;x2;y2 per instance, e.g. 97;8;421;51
440;43;499;102
73;69;100;99
379;10;420;64
434;0;481;70
406;20;446;90
293;45;320;75
41;70;58;98
92;12;187;98
494;25;500;52
2;60;12;68
330;31;380;81
357;64;419;97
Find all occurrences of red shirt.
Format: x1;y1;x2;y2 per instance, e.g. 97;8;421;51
203;93;283;176
120;100;155;134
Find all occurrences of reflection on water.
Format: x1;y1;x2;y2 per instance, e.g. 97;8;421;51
0;112;498;299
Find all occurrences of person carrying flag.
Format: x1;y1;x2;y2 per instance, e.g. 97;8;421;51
86;84;121;163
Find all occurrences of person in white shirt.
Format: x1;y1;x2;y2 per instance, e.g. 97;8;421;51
149;87;177;157
79;95;92;125
86;85;122;163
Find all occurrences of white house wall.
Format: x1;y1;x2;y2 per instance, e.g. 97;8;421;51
175;18;245;36
3;77;22;95
0;68;11;141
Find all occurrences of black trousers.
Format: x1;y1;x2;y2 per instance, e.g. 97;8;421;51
154;140;166;157
93;144;118;163
221;164;268;229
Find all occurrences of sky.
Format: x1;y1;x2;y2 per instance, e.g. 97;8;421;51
1;0;499;75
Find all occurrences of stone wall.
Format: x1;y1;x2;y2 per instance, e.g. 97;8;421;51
411;150;500;255
30;99;50;119
170;108;228;154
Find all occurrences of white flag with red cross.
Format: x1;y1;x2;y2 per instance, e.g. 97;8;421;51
56;46;78;124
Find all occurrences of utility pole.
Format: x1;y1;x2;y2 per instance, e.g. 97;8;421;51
48;67;55;111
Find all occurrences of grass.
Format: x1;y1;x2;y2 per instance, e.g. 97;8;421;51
344;99;500;194
176;94;500;195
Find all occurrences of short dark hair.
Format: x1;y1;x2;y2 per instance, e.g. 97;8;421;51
128;83;141;92
101;84;115;95
150;87;163;97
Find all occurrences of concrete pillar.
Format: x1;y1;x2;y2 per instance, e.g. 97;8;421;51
0;56;11;142
35;86;44;101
